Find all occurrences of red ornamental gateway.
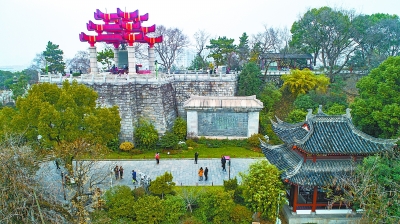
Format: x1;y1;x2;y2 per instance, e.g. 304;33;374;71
79;8;163;75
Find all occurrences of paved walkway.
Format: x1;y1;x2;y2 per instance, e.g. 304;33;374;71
38;158;265;201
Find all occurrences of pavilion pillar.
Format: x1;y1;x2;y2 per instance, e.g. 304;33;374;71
311;186;318;212
292;185;298;213
127;45;136;75
89;46;99;75
113;48;119;67
148;46;155;71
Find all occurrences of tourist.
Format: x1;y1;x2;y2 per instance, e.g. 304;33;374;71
55;159;60;170
119;166;124;179
198;167;204;181
194;151;199;164
204;167;209;181
132;170;137;184
155;152;160;164
114;165;119;180
221;156;226;172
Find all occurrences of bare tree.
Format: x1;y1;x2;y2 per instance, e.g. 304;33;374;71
154;25;190;72
66;51;90;74
30;53;47;72
194;29;211;59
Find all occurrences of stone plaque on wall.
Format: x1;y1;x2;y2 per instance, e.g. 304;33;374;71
198;112;248;136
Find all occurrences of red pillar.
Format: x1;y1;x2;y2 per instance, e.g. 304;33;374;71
293;185;298;212
312;186;318;212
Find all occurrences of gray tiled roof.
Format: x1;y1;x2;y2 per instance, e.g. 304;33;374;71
261;141;356;186
272;111;397;155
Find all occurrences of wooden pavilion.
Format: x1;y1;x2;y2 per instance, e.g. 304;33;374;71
261;106;397;214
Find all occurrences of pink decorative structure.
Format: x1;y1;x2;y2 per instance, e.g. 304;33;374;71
80;8;163;75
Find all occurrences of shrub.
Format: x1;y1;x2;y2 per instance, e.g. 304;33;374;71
177;141;188;150
119;141;134;151
247;133;266;147
159;131;179;149
186;139;198;148
230;205;253;223
172;117;187;140
107;138;120;151
134;118;159;150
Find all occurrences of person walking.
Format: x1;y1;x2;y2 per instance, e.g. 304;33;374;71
55;159;60;170
132;170;137;184
155;152;160;164
119;166;124;179
198;167;204;181
204;167;209;181
221;156;226;172
114;165;119;180
194;151;199;164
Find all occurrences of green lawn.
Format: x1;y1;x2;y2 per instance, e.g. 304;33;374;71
101;144;264;160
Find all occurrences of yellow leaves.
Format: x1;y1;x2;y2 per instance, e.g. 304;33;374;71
281;69;330;97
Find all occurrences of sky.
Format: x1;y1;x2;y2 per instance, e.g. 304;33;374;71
0;0;399;69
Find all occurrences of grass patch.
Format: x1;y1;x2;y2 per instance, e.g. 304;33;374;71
98;144;264;160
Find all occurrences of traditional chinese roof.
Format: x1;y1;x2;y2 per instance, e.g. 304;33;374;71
261;140;355;186
272;107;397;155
183;95;263;110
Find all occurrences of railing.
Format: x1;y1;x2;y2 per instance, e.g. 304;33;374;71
38;72;238;85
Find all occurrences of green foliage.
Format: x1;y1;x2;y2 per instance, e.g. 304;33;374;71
196;137;249;149
350;56;400;138
240;160;287;221
103;185;136;220
223;177;245;205
162;195;186;224
97;48;114;70
0;80;120;148
186;139;198;148
42;41;65;74
172;116;187;140
325;103;346;115
237;62;263;96
107;138;120;151
159;130;179;149
149;172;176;198
134;118;159;150
258;82;282;113
206;36;236;66
133;195;165;224
258;111;282;145
119;141;134;151
281;69;329;97
237;32;250;67
230;204;253;224
294;94;318;111
286;109;307;123
10;75;28;101
195;189;236;224
247;134;266;148
188;54;208;70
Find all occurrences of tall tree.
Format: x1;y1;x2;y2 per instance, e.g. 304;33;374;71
67;50;90;73
237;62;263;96
193;29;211;69
240;160;287;221
350;56;400;138
206;36;236;66
10;75;28;101
154;25;190;72
1;80;121;148
290;7;358;78
237;32;250;67
42;41;65;74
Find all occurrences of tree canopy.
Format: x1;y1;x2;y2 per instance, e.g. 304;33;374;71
350;56;400;138
42;41;65;74
0;80;121;148
240;160;286;221
237;62;263;96
207;36;236;66
97;48;114;71
281;69;330;97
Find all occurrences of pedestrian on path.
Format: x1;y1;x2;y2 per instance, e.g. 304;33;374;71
119;166;124;179
155;152;160;164
204;167;208;181
114;165;119;180
194;152;199;164
55;159;60;170
132;170;137;184
221;156;226;172
198;167;204;181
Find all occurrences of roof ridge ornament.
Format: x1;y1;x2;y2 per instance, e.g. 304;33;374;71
345;108;352;119
306;109;313;121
